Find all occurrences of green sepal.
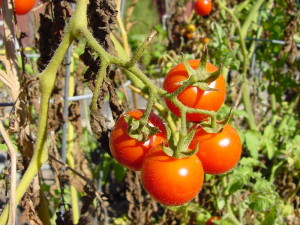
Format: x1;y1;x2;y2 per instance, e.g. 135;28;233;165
177;127;197;151
219;107;233;125
194;82;220;92
124;114;159;142
176;142;199;158
162;145;175;157
198;48;208;72
174;50;221;94
199;109;233;133
199;120;224;134
203;66;222;83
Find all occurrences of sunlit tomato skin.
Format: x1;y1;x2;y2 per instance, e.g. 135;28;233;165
205;216;221;225
194;0;212;17
141;145;204;206
189;124;242;175
14;0;35;15
109;109;167;171
163;59;226;122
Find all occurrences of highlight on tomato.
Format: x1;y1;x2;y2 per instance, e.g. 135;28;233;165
163;59;226;122
189;124;242;175
141;145;204;206
194;0;212;17
109;109;167;171
14;0;35;15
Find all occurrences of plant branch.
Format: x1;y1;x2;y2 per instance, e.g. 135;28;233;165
0;120;17;225
0;30;74;225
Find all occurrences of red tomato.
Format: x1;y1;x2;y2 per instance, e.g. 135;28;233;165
194;0;212;17
14;0;35;15
109;109;167;171
141;145;204;206
163;59;226;122
205;216;221;225
189;124;242;175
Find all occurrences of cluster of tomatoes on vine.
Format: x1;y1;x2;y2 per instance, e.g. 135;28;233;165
109;50;242;206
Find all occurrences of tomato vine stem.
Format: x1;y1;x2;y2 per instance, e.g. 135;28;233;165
0;30;74;225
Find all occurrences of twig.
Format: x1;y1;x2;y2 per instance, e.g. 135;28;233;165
0;120;17;225
48;154;105;204
1;0;20;102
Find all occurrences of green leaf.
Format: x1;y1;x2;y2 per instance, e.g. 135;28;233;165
232;110;249;119
228;166;254;193
249;180;277;212
0;144;8;152
239;157;266;169
261;207;278;225
245;131;261;159
113;161;126;183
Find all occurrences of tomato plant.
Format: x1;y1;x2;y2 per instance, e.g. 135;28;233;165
109;109;167;171
194;0;212;17
14;0;35;15
189;124;242;174
205;216;221;225
163;59;226;122
141;145;204;206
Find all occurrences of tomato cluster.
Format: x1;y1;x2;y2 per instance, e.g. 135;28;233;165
109;59;242;206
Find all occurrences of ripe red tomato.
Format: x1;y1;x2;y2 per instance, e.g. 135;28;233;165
109;109;167;171
205;216;221;225
163;59;226;122
14;0;35;15
194;0;212;17
141;145;204;206
189;124;242;175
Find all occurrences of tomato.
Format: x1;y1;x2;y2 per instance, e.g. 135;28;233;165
205;216;221;225
186;24;196;33
204;37;211;44
189;124;242;175
109;109;167;171
163;59;226;122
141;145;204;206
194;0;212;17
14;0;35;15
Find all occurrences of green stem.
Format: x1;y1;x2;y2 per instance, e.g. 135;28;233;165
66;123;79;224
90;60;109;111
241;83;257;130
126;30;157;68
140;90;156;125
226;197;243;225
240;0;265;38
0;31;74;225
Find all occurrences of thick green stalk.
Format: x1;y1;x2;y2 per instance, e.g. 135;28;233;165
67;123;79;224
0;31;74;225
240;0;265;38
